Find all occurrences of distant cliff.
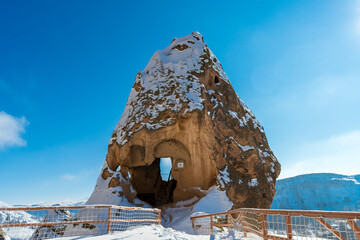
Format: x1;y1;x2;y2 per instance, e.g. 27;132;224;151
271;173;360;211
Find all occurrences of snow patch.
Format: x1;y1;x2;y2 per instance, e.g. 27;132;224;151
331;176;360;185
248;178;258;187
217;166;231;188
228;110;245;127
226;137;254;152
237;97;264;133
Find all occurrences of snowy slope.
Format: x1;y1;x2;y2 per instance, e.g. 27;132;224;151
271;173;360;211
20;200;86;208
0;201;38;224
0;200;86;240
0;201;39;239
0;200;85;226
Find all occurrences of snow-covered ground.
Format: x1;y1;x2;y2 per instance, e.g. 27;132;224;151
163;186;233;234
0;187;234;239
51;225;254;240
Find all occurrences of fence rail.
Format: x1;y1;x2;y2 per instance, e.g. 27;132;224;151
190;208;360;240
0;205;161;240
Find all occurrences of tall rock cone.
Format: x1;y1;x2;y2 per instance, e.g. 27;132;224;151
87;32;281;209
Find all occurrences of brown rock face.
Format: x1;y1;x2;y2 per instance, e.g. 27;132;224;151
87;32;281;209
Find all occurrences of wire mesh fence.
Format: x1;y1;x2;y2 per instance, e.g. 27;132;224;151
191;208;360;240
0;205;161;240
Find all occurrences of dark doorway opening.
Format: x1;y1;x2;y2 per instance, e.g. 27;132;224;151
132;158;177;206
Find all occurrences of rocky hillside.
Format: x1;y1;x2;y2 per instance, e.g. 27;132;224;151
271;173;360;211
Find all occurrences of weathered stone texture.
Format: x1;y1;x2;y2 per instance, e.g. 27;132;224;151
89;32;281;209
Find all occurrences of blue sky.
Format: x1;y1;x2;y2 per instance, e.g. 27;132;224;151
1;0;360;205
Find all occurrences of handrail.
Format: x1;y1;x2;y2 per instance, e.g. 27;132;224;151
0;204;161;239
190;208;360;220
191;208;360;240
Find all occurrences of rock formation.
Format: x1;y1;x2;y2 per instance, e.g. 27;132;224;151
87;32;281;209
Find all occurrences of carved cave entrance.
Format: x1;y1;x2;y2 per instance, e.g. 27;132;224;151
131;157;177;206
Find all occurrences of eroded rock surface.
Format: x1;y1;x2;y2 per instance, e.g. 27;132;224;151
87;32;281;209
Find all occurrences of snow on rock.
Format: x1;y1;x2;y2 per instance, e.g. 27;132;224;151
86;163;126;205
110;31;267;147
217;166;231;188
111;32;229;146
30;209;73;240
228;110;245;127
86;162;149;207
238;98;264;133
226;137;254;152
248;179;258;187
271;173;360;211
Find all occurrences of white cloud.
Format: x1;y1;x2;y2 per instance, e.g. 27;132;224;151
0;111;29;150
60;171;95;182
279;130;360;179
61;174;76;181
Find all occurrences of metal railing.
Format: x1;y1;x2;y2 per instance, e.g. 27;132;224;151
0;205;161;239
190;208;360;240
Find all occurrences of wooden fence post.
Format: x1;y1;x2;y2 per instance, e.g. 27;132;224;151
227;214;230;231
240;212;247;237
347;220;360;240
210;216;214;235
285;215;293;240
316;217;346;240
243;227;248;237
158;210;162;225
261;214;268;240
107;207;112;233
